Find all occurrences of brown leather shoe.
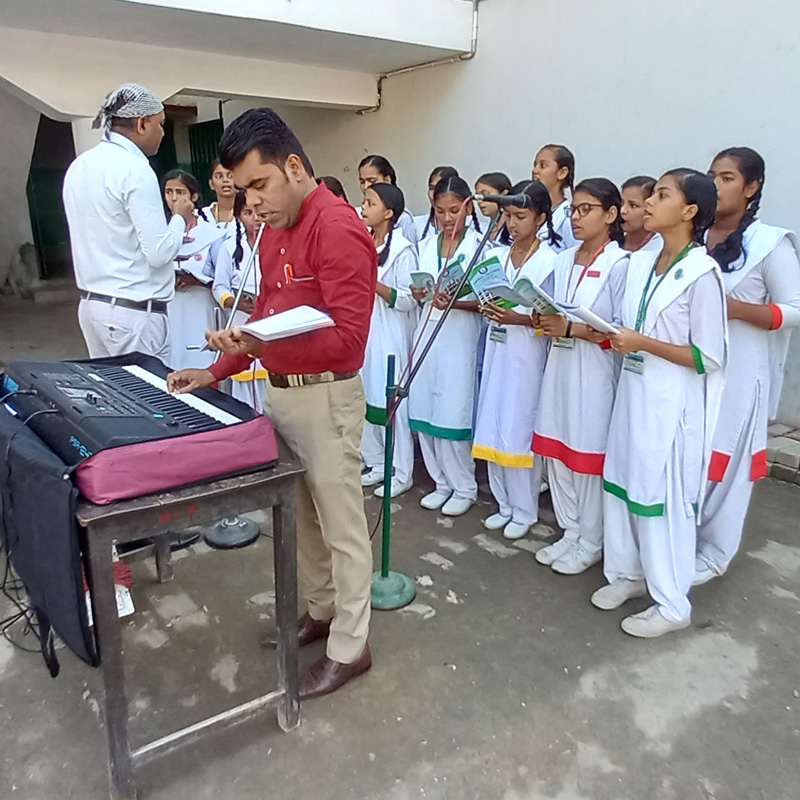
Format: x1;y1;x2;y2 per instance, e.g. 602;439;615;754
261;612;332;649
299;644;372;700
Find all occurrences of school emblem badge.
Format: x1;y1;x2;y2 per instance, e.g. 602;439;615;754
674;268;684;280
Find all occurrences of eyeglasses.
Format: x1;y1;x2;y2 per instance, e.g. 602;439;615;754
570;202;604;218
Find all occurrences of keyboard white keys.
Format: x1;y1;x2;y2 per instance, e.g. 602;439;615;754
122;365;240;426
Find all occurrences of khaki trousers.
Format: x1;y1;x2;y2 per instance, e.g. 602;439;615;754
264;376;372;663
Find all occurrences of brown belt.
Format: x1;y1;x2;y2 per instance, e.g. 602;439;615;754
268;370;357;389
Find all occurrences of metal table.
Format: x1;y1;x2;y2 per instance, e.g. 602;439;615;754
77;456;304;800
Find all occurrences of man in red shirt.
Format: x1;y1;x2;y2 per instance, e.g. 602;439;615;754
168;108;377;699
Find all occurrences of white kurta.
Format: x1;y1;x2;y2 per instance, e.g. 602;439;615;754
540;200;577;253
698;222;800;573
168;217;218;370
603;246;727;621
360;233;418;484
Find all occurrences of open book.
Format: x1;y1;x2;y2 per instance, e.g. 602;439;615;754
411;255;469;302
467;256;530;309
238;305;335;342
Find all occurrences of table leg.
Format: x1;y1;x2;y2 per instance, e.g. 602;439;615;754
86;528;137;800
272;483;300;732
154;534;173;583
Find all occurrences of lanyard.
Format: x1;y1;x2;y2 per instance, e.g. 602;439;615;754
504;237;541;284
565;240;609;302
438;229;467;275
634;242;694;332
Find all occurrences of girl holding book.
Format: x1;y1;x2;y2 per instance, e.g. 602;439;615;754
415;166;460;241
596;169;726;638
473;181;559;539
359;183;419;499
532;179;629;574
408;176;486;516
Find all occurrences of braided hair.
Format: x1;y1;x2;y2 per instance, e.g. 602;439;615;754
161;169;208;221
499;180;561;249
422;166;459;238
232;190;247;268
433;176;481;234
574;178;625;245
369;183;406;267
662;168;718;246
708;147;765;272
541;144;575;195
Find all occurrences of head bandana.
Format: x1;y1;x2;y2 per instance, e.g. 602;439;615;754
92;83;164;131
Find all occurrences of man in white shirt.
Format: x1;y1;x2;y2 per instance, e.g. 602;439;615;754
63;83;195;363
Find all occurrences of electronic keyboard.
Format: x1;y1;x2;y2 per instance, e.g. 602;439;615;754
1;354;279;504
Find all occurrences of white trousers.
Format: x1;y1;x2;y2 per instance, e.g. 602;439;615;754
697;417;758;574
602;451;695;622
419;434;477;501
231;378;267;414
78;298;170;362
547;458;603;553
488;460;542;526
361;405;414;485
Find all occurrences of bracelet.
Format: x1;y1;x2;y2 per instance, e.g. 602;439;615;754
565;320;573;338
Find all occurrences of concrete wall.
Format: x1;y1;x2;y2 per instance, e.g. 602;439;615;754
226;0;800;423
0;85;40;274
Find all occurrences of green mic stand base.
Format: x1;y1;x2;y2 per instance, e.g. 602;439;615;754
371;570;416;610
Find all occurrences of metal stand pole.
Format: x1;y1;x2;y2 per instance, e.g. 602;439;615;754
371;354;415;609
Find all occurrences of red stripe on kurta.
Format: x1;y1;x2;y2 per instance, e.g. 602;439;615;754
750;449;768;481
768;303;783;330
531;434;605;475
708;450;731;482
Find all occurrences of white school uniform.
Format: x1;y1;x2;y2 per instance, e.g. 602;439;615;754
361;232;419;484
540;200;577;253
209;227;267;412
414;213;436;242
533;242;629;553
603;246;727;622
168;216;218;370
473;243;558;527
202;203;236;235
408;228;487;500
697;222;800;574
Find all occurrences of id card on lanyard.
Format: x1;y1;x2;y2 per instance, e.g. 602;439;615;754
555;241;608;350
626;242;694;375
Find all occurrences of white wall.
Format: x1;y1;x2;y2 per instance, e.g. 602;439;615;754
228;0;800;423
0;85;39;273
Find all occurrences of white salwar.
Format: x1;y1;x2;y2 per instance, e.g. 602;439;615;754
697;222;800;574
473;242;558;527
209;229;267;412
360;233;419;485
408;228;487;500
540;200;577;253
603;246;728;622
533;242;629;553
168;216;218;370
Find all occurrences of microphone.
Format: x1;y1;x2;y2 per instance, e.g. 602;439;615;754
473;192;533;209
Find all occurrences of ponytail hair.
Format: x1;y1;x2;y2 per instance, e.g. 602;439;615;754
708;147;765;272
622;175;657;199
499;180;562;249
359;154;397;184
370;183;406;267
541;144;575;194
475;172;512;195
433;176;481;234
232;190;247;267
162;169;207;221
662;168;718;246
574;178;624;245
422;166;459;238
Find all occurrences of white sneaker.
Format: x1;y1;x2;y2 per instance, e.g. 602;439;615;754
591;579;647;610
503;520;530;540
692;556;723;587
621;604;690;638
483;512;512;531
420;489;452;510
535;536;576;566
374;477;413;499
441;496;474;517
551;543;601;575
361;468;383;487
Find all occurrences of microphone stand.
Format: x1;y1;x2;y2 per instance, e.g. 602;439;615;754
371;210;501;611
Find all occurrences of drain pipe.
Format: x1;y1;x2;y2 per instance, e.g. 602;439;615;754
357;0;483;115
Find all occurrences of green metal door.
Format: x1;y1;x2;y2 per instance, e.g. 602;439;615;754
189;119;224;205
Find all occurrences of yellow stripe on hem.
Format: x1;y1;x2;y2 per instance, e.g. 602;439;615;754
472;444;534;468
231;369;269;381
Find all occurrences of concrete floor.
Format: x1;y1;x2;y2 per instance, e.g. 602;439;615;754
1;297;800;800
